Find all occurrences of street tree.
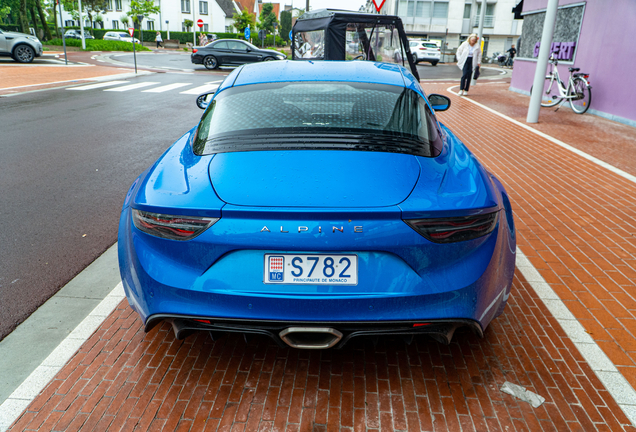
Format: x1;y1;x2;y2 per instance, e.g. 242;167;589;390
280;10;291;41
127;0;159;24
0;5;11;23
232;8;254;34
258;2;277;34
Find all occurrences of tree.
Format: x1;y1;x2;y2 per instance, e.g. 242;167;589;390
257;2;277;34
183;18;192;31
126;0;159;22
280;10;290;41
120;14;128;26
232;8;254;34
34;0;52;39
0;5;11;23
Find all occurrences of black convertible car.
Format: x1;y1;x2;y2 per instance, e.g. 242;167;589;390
191;39;286;70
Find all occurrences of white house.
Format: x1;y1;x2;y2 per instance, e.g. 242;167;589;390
362;0;523;56
58;0;241;35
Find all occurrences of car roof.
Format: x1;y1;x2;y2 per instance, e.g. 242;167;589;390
233;60;409;88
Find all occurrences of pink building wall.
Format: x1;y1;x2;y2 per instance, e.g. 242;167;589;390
510;0;636;125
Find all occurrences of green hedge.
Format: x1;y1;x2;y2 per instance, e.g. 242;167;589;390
57;26;286;46
0;24;21;32
59;27;241;45
46;38;151;51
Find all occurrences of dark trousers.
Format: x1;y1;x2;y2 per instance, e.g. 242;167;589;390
460;56;473;91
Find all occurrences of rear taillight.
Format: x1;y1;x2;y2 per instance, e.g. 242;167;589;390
193;48;198;53
132;209;218;241
419;47;425;50
405;211;499;243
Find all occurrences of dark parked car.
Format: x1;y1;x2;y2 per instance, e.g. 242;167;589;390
191;39;286;70
64;29;95;40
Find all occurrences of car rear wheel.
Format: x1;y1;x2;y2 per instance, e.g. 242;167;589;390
13;45;35;63
431;61;438;66
203;55;218;70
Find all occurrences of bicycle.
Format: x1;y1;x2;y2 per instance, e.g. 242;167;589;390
532;52;592;114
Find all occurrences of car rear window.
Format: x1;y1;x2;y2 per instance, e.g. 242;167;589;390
423;43;438;49
193;82;443;157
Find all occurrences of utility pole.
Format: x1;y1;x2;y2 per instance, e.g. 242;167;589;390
471;0;486;86
527;0;559;123
57;0;68;64
305;0;309;12
78;0;86;49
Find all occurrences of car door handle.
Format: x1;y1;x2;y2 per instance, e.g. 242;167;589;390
6;37;14;40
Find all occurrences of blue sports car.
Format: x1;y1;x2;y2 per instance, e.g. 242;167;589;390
118;60;516;349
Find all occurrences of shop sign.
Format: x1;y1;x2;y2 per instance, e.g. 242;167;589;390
533;41;576;60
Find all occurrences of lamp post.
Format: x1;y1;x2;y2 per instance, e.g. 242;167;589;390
137;14;144;44
471;0;486;87
78;0;86;49
527;0;559;123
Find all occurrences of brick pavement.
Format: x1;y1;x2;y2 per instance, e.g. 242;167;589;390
7;82;636;431
0;64;131;96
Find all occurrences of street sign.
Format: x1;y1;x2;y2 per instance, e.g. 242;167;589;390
258;29;266;40
128;27;134;37
372;0;385;12
197;19;204;28
244;27;251;39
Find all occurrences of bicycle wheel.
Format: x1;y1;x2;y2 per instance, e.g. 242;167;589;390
538;74;562;107
569;77;592;114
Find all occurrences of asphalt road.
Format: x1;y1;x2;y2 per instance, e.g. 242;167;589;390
102;52;507;80
0;72;226;341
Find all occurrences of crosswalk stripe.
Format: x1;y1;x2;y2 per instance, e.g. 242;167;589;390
104;82;161;92
67;81;129;90
180;84;219;95
141;83;192;93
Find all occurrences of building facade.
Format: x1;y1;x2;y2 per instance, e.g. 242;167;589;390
510;0;636;126
58;0;245;35
363;0;523;57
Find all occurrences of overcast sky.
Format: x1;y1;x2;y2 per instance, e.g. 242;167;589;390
288;0;366;13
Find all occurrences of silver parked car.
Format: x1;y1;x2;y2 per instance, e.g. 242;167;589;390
103;31;140;44
0;29;43;63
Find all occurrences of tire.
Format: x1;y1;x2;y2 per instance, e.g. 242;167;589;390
530;74;562;107
263;57;274;61
13;44;35;63
431;61;438;66
203;55;218;70
569;77;591;114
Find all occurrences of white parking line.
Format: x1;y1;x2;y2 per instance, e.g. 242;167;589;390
104;82;160;92
67;80;129;91
142;82;191;93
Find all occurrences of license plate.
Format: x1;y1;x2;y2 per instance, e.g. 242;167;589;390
264;254;358;285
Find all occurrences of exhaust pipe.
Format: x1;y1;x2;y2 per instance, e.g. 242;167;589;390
279;327;343;349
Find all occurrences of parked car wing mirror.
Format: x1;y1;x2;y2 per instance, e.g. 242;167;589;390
196;92;215;110
428;94;451;111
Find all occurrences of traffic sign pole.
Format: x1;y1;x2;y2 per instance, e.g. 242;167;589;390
197;19;203;45
129;27;137;74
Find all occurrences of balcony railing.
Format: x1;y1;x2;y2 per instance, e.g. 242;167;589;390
473;15;494;28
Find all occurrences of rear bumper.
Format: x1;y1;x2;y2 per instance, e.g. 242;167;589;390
147;314;483;348
191;54;203;64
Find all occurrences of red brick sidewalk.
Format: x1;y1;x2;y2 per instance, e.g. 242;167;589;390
7;82;636;431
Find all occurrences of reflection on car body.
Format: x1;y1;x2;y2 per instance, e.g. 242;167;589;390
118;60;516;350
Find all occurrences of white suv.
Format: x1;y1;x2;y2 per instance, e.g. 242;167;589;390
0;29;43;63
103;31;140;44
409;41;440;66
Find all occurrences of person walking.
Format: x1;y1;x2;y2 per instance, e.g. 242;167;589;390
506;44;516;67
456;34;482;96
155;31;163;49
